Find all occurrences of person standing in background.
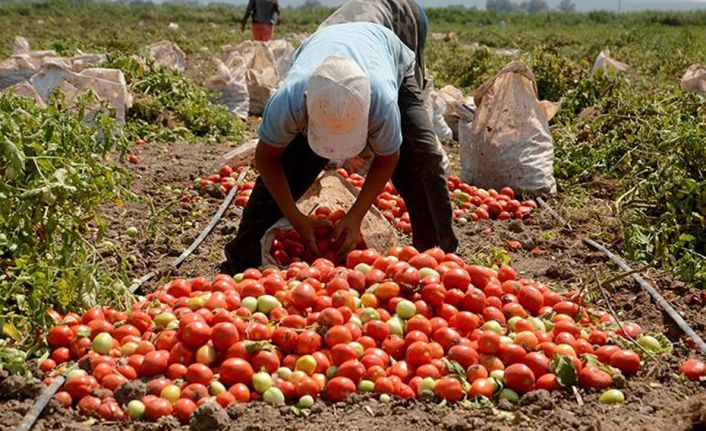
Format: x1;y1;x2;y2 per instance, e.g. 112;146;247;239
241;0;279;42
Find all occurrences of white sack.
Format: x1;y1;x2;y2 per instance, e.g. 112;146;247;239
460;62;557;196
681;64;706;95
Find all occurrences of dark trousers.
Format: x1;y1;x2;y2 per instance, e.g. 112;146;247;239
224;76;458;273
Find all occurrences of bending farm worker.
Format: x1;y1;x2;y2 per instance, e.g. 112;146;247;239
320;0;456;253
223;20;457;274
241;0;279;42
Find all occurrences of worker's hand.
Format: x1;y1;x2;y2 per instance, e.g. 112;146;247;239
333;213;363;259
291;213;333;257
240;21;246;32
343;156;365;174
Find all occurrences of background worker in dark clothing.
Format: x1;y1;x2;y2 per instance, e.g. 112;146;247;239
223;2;457;274
241;0;279;42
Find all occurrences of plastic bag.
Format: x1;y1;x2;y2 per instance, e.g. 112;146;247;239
592;49;630;75
12;36;29;56
460;62;557;196
30;63;132;123
436;85;465;140
147;41;186;72
681;64;706;95
222;41;280;116
260;172;397;266
206;57;250;120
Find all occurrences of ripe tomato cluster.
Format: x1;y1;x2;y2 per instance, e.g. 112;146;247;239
338;169;537;234
193;165;254;206
43;246;651;423
269;206;367;266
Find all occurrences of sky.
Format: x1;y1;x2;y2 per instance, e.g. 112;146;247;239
213;0;706;11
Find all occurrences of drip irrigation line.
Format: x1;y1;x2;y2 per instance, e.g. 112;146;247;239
584;238;706;356
15;370;74;431
534;196;706;357
171;166;249;269
128;270;158;294
15;166;251;431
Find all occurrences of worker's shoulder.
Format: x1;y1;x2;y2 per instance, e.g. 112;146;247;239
317;21;397;39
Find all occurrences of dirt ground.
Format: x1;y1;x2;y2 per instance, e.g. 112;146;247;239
2;139;706;431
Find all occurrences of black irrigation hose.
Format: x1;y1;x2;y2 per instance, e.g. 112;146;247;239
14;167;251;431
15;369;74;431
171;167;249;269
584;238;706;356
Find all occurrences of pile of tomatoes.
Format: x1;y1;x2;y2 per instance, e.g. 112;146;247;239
191;167;536;235
42;246;665;423
338;169;537;234
193;165;254;207
269;206;368;266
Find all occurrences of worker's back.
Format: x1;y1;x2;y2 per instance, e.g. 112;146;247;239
319;0;426;86
251;0;279;25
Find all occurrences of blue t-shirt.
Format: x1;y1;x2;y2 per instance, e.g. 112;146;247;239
258;22;416;156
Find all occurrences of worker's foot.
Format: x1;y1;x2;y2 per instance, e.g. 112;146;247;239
216;260;236;276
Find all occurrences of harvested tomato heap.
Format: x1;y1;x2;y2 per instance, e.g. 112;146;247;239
42;246;663;423
338;169;537;234
193;167;536;231
270;206;367;266
193;165;255;206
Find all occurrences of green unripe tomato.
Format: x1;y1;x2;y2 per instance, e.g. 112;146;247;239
263;387;285;405
599;389;625;404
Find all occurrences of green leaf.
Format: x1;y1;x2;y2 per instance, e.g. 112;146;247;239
244;341;275;353
444;359;467;378
0;137;25;175
550;355;577;389
2;323;22;342
581;353;620;375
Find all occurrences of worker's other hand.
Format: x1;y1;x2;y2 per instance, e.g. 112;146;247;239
333;213;362;259
240;21;246;32
291;214;333;257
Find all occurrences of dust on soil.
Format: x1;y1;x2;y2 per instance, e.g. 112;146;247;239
3;139;706;431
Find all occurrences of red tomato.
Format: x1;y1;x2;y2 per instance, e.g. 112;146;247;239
336;359;366;384
229;383;250;403
174;398;197;423
55;391;72;408
144;397;173;421
609;350;641;375
211;322;239;352
448;345;479;368
47;326;74;348
535;373;560;391
579;365;613;389
180;321;212;348
442;268;472;291
186;363;213;385
251;350;281;374
469;378;495;398
182;383;209;402
141;350;169;377
503;363;535;393
77;395;101;413
434;378;464;402
406;341;433;367
219;358;254;386
296;330;322;355
680;359;706;381
325;377;356;402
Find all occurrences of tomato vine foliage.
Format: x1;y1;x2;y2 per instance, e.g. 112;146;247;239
0;92;132;353
108;55;244;144
554;86;706;287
